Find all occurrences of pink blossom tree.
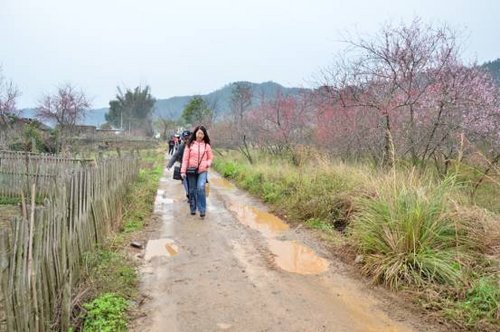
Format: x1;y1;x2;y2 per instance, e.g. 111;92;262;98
311;88;382;162
35;83;91;150
415;63;499;171
320;18;459;168
247;91;313;164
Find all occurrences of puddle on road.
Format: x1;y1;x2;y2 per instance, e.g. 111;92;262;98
228;204;289;236
144;239;178;261
267;239;329;275
229;204;329;275
165;244;178;256
154;190;174;212
210;177;236;189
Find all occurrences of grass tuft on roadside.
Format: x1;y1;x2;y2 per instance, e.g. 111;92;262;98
213;148;500;331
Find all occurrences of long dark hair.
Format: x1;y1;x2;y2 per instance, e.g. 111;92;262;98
187;125;211;146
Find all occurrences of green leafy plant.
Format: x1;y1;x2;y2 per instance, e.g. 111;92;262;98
448;276;500;329
83;293;128;332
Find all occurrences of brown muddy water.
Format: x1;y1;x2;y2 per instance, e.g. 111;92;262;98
131;159;442;332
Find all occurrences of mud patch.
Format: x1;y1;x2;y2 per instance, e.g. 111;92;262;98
210;178;236;190
228;204;289;236
267;239;330;275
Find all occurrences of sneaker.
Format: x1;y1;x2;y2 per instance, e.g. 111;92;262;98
200;213;205;218
190;212;196;216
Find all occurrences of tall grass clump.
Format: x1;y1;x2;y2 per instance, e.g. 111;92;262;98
350;174;473;289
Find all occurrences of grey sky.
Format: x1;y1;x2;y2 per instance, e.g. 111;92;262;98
1;0;498;108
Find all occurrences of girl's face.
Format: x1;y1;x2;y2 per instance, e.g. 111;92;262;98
196;129;205;141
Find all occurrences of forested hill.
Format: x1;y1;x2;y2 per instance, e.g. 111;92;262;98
482;58;500;84
154;81;307;120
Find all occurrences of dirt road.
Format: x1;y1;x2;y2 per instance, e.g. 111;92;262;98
131;160;440;332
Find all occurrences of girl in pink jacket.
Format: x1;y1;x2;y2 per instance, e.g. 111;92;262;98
181;125;213;218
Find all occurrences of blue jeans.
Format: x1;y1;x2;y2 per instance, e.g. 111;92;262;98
182;178;189;197
187;171;207;214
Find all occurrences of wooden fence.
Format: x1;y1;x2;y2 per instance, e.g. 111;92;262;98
0;152;139;331
0;150;94;198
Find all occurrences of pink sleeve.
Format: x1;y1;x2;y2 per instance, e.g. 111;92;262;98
181;145;190;174
206;144;213;168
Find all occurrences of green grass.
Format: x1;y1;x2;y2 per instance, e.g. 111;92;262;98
0;196;22;205
121;152;163;233
77;148;164;330
447;275;500;330
82;249;137;297
0;194;46;206
213;148;500;331
350;176;472;289
214;150;365;228
83;293;128;332
305;218;334;232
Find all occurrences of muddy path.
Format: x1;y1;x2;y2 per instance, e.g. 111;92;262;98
131;158;443;332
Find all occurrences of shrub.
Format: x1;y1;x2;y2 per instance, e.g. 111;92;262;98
350;176;472;289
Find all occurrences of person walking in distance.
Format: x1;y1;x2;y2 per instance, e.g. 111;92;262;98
168;137;175;155
181;126;213;218
167;130;191;200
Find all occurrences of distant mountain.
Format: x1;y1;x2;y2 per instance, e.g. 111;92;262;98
154;81;308;120
481;58;500;85
19;81;309;126
20;107;108;127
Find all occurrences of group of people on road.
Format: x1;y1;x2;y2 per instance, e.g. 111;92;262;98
167;135;180;155
167;125;213;219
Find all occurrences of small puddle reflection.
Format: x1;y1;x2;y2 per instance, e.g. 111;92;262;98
144;239;178;261
268;239;329;275
211;178;236;189
165;244;178;256
229;204;289;236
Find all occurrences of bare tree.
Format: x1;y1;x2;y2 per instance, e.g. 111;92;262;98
229;82;254;162
0;68;20;127
155;116;178;140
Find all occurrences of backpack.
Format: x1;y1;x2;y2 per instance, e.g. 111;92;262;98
176;144;185;163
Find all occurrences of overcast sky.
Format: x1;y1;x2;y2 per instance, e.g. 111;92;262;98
1;0;498;108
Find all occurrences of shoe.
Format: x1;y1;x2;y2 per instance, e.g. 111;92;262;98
190;212;196;215
200;213;205;218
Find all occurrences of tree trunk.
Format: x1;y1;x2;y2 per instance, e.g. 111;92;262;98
383;115;395;169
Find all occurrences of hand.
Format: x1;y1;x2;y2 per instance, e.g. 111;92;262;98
181;174;186;180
